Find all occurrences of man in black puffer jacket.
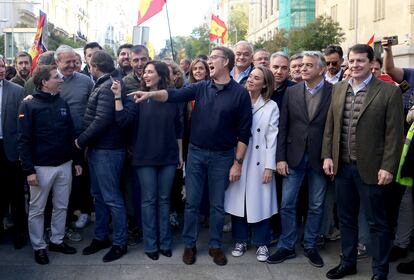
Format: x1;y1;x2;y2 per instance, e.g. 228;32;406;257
75;50;128;263
18;65;82;265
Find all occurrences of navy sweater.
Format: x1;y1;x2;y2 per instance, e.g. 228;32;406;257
167;79;252;151
116;97;183;166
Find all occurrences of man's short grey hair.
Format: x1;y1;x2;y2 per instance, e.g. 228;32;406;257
270;51;290;63
54;45;75;61
234;41;254;54
290;52;304;62
302;51;326;68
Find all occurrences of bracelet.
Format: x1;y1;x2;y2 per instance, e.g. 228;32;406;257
115;96;122;101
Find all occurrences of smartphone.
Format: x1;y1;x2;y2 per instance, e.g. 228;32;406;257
384;35;398;46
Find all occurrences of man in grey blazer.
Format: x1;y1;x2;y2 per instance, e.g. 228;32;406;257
322;44;404;280
267;51;332;268
0;56;26;249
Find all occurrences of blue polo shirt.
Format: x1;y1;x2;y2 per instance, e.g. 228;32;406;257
167;79;252;151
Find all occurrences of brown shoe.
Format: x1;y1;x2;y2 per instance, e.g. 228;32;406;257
209;248;228;266
182;247;197;265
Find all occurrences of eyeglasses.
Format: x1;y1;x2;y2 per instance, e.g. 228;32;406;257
326;61;339;66
208;55;226;60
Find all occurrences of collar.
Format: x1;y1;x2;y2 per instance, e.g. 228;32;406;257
325;69;342;84
231;64;252;83
58;69;74;81
0;80;3;87
305;78;325;95
348;74;373;94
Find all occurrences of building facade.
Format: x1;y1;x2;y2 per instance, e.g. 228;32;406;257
316;0;414;67
247;0;316;44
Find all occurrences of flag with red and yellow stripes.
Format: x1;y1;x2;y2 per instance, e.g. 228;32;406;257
367;34;375;47
137;0;166;25
210;15;228;44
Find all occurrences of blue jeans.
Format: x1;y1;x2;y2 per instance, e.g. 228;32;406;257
182;144;234;248
88;149;127;246
278;153;327;250
136;165;176;253
232;215;270;246
335;163;391;277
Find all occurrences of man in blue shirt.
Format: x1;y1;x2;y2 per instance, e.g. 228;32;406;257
128;46;252;266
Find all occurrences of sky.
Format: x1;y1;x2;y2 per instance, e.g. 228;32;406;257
138;0;215;51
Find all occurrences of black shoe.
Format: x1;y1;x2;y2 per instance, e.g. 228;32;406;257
389;245;407;262
266;248;296;264
326;264;357;279
103;245;127;262
145;251;159;260
316;234;326;248
13;233;27;249
304;248;324;268
160;249;172;257
82;239;111;255
397;259;414;274
34;249;49;265
371;275;387;280
182;247;197;265
48;242;77;254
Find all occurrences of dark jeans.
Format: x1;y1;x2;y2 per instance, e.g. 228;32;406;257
336;163;392;277
88;148;127;246
232;215;270;246
137;165;176;252
68;162;94;220
182;144;234;248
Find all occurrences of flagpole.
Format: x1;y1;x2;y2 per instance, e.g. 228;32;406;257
164;1;175;61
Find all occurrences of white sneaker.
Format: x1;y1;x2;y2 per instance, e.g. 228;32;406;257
75;214;90;229
256;246;269;262
231;242;247;257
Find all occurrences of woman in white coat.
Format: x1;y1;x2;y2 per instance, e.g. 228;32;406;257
224;65;279;262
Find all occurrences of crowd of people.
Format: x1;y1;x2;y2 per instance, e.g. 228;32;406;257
0;38;413;280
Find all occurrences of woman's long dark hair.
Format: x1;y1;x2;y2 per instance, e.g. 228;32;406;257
140;61;171;91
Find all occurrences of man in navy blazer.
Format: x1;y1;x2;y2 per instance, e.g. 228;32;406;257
267;51;332;268
0;56;26;249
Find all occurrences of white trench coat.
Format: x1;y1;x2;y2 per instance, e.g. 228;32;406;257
224;95;279;223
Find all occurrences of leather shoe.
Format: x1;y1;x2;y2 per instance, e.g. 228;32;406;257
397;259;414;274
82;239;111;255
183;247;197;265
326;264;357;279
160;249;172;257
304;248;324;268
209;247;227;266
103;245;127;262
145;251;159;260
34;249;49;265
48;242;77;254
371;275;387;280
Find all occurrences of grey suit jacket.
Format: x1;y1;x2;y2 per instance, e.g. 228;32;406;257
1;80;24;162
322;77;404;184
277;80;333;171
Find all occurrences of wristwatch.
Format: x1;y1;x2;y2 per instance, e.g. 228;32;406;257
115;96;122;101
235;157;243;165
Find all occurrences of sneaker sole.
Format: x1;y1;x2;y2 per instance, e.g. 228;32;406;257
231;251;245;257
266;253;296;264
257;256;269;262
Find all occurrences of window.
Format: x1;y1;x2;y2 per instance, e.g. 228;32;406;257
330;4;338;22
349;0;356;30
374;0;385;21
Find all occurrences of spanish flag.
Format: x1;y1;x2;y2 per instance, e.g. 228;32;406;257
367;34;375;48
28;10;48;71
210;15;228;44
137;0;166;25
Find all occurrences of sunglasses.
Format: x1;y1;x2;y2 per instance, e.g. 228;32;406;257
326;61;339;66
